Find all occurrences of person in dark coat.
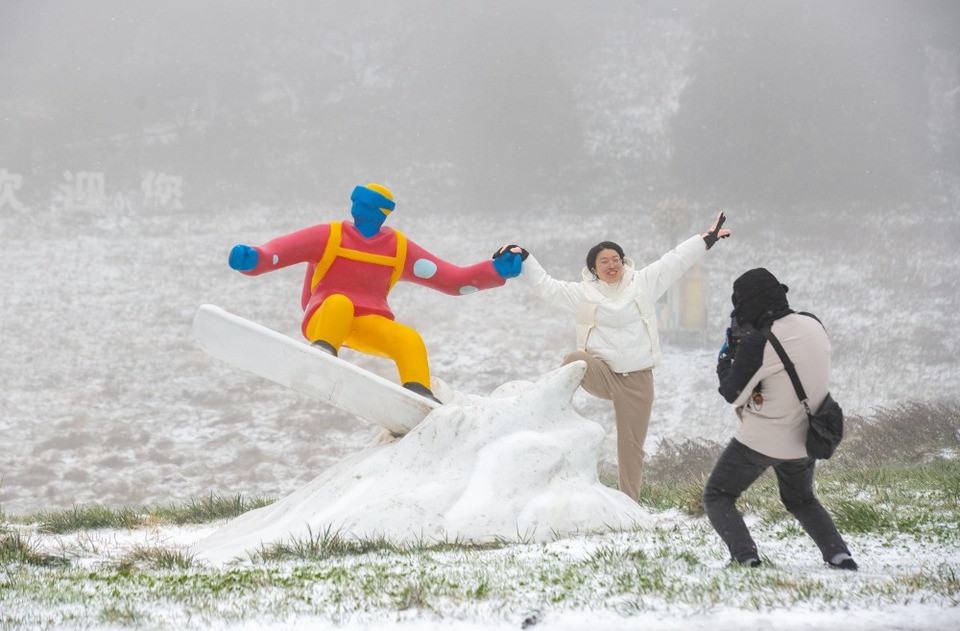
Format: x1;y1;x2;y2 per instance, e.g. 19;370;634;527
703;268;858;570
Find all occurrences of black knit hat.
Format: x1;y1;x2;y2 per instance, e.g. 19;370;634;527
731;268;790;328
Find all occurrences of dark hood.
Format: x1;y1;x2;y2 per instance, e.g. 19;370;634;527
731;267;793;330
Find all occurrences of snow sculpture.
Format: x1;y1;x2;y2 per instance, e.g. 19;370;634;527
193;362;651;564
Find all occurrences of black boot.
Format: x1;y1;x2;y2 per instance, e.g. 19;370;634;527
311;340;338;357
828;554;858;571
403;381;442;404
728;557;762;568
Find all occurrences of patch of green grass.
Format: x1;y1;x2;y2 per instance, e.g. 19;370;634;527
99;604;146;626
116;545;194;571
638;479;707;516
251;525;398;562
828;498;894;534
17;493;274;535
250;525;509;563
894;563;960;601
0;529;70;567
151;493;273;525
33;505;143;534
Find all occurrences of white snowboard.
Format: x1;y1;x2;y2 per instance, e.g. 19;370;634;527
192;304;440;435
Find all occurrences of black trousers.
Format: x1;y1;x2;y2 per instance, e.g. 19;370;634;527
703;438;850;564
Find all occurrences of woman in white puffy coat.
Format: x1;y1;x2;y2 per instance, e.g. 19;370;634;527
509;212;730;500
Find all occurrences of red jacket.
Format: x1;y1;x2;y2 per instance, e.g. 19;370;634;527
244;221;505;336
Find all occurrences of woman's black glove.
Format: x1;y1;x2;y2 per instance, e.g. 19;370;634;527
492;244;529;261
702;211;730;250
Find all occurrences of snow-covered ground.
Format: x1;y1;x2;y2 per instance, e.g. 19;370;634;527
8;515;959;630
2;202;959;630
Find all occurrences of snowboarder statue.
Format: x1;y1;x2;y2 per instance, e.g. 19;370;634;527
227;183;524;403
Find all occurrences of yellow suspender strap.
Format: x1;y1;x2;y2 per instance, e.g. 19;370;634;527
311;221;343;290
389;231;407;290
310;222;408;291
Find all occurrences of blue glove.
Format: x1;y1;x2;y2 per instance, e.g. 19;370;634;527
718;327;732;360
493;251;522;279
228;244;259;271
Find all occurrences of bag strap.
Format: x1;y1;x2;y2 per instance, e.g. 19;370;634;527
797;311;823;328
760;328;812;414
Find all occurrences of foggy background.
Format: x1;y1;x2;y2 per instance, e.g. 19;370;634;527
5;0;959;210
2;0;959;514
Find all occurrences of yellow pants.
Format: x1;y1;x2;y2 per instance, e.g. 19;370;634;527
305;294;430;386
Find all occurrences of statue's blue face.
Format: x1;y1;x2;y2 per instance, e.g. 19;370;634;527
351;202;388;237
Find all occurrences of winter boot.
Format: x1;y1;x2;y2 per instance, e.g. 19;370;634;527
729;557;762;568
828;553;858;571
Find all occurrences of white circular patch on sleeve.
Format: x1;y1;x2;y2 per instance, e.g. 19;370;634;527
272;254;279;265
413;258;438;279
459;285;478;294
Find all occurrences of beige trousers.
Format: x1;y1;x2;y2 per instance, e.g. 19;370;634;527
563;351;655;502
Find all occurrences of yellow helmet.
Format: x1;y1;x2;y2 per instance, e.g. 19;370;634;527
365;183;393;201
350;183;396;215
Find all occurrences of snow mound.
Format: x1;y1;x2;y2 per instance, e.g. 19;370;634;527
193;361;651;564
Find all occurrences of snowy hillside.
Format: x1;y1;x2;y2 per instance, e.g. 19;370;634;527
2;0;955;516
2;199;958;515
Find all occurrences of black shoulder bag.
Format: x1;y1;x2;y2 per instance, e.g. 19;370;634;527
760;328;844;459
